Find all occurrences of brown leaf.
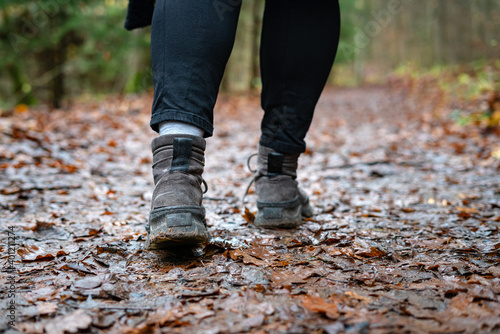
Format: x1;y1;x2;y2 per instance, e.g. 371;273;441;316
16;322;45;334
401;208;416;213
36;302;58;315
147;306;186;326
229;249;266;266
29;221;55;231
344;291;372;303
48;160;78;173
123;322;159;334
271;270;306;287
254;284;266;293
449;294;473;311
44;309;92;334
59;262;97;275
401;305;436;319
24;286;57;302
242;207;255;224
488;266;500;278
56;250;67;256
245;244;275;261
456;207;479;214
467;274;491;285
185;304;215;320
457;211;471;219
74;276;103;289
179;288;219;298
1;186;21;195
88;228;101;236
241;314;265;329
283;236;311;248
357;246;387;258
301;295;339;319
18;244;55;262
92;311;120;329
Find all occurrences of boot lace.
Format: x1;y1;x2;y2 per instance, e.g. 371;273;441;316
242;153;258;203
202;179;208;194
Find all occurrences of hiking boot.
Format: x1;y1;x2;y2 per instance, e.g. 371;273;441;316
254;145;313;228
145;134;210;250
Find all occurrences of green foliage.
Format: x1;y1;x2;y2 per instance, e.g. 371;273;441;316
397;60;500;129
336;0;358;64
1;0;500;109
396;60;500;100
0;0;151;109
451;109;492;127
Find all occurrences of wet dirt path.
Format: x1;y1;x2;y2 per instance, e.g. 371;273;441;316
1;87;499;333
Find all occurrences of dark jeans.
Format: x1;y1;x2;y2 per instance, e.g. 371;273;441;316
151;0;340;154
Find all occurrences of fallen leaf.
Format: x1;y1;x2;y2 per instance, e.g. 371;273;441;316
62;244;80;254
74;276;103;289
357;246;388;258
44;309;92;334
241;314;265;329
271;270;306;287
18;244;55;262
467;274;491;285
242;207;255;224
14;104;29;113
448;294;473;311
185;304;215;320
245;244;275;261
59;262;97;275
36;302;58;315
229;249;266;266
29;221;55;231
1;186;20;195
301;295;339;319
457;207;479;214
24;286;57;302
401;208;416;213
345;291;372;303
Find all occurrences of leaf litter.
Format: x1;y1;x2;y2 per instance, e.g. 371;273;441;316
1;87;499;333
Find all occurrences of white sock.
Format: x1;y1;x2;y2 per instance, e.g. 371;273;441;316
159;121;204;137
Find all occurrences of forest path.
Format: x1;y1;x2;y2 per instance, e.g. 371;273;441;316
1;86;499;333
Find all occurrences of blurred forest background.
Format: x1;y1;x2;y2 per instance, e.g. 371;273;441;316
1;0;500;110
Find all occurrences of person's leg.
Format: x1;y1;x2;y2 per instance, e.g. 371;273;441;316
255;0;341;228
150;0;241;136
260;0;341;154
147;0;241;249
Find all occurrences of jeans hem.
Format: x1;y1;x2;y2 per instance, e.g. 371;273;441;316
259;137;305;155
150;110;213;137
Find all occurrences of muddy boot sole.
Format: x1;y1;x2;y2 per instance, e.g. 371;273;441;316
255;197;307;229
145;206;210;250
